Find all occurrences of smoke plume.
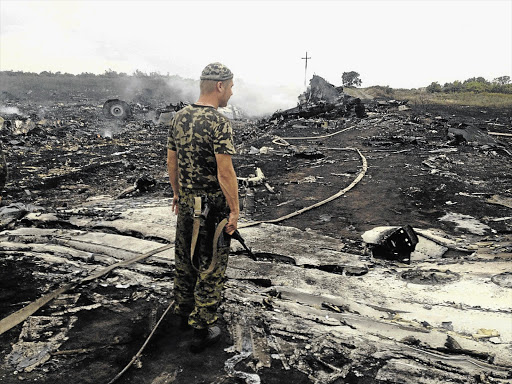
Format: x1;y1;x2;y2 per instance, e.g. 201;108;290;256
110;74;303;118
0;106;25;116
160;77;302;118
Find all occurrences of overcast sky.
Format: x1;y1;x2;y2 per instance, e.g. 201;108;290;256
1;0;511;111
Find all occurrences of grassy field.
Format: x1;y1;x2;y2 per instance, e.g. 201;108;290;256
0;73;197;105
365;86;512;108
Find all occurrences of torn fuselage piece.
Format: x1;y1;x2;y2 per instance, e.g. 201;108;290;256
363;225;418;264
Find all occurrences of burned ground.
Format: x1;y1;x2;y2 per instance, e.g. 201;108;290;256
0;81;511;384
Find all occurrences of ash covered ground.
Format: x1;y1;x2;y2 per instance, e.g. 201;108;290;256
1;76;511;384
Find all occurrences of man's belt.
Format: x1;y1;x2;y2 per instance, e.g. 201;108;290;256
190;196;204;271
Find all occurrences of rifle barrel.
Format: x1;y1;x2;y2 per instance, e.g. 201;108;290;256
230;230;256;260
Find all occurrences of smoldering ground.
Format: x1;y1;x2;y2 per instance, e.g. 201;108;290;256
1;71;511;384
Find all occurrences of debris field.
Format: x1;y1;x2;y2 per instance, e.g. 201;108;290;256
0;76;511;384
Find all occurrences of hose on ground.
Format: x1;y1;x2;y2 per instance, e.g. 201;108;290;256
240;125;367;228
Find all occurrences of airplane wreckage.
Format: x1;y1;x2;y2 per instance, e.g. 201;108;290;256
0;75;511;384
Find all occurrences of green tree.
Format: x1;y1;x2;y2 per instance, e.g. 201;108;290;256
426;81;442;93
452;80;463;92
342;71;362;87
443;80;462;93
493;76;511;85
133;69;148;77
463;76;489;85
464;81;487;93
103;69;119;77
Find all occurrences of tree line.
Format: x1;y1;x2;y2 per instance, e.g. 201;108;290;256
2;70;511;94
426;76;511;94
341;71;512;95
0;69;176;78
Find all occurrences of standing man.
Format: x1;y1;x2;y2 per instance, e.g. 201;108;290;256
0;117;7;203
167;63;239;353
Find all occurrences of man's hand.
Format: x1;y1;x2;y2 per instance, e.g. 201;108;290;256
225;211;239;235
171;195;179;215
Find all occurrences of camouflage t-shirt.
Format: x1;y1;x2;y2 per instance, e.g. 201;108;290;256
167;104;236;192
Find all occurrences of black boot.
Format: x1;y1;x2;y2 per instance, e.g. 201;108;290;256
190;325;221;353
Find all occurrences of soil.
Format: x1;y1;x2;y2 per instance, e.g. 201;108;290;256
249;105;512;243
1;83;511;383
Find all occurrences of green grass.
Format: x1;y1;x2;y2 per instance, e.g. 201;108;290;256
366;86;512;108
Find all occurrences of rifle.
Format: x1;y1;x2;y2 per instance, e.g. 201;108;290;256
229;230;256;261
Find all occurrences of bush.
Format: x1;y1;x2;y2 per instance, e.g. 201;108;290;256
442;80;462;93
464;81;487;93
435;76;512;95
369;85;394;96
426;82;442;93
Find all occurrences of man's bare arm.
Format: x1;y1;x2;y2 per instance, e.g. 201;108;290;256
167;149;180;214
216;153;239;234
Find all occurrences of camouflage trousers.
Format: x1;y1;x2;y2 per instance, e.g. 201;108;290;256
173;190;231;329
1;117;6;194
0;145;6;194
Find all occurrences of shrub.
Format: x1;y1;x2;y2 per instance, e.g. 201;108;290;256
426;82;442;93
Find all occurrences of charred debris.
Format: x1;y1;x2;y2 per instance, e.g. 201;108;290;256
1;74;512;383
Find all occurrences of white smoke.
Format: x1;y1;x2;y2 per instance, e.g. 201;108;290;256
163;77;302;118
165;76;198;103
0;105;25;116
230;80;303;118
112;74;303;118
100;120;123;138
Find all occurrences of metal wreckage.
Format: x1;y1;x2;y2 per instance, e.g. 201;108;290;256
0;74;511;384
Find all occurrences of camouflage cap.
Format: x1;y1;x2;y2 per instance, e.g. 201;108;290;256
200;62;233;81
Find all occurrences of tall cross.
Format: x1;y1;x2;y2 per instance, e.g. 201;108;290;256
301;51;311;87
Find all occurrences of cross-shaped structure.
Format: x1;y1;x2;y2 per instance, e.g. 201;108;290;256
301;51;311;87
